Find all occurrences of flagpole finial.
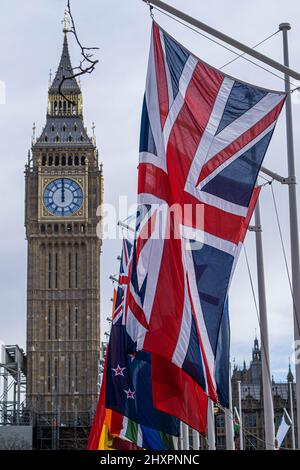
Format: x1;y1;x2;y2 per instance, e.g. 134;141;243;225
279;22;291;31
146;1;154;19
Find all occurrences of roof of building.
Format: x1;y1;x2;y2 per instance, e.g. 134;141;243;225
36;116;93;147
287;363;294;383
49;33;81;94
233;337;295;401
240;382;295;401
34;31;94;149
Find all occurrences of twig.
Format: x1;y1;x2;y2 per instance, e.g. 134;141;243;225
58;0;99;103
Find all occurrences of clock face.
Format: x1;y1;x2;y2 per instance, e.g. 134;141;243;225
43;178;83;217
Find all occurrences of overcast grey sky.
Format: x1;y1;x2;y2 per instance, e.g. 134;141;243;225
0;0;300;380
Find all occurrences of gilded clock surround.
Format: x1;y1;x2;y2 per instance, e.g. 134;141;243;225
39;172;88;221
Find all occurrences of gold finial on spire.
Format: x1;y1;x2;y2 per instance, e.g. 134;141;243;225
62;9;69;34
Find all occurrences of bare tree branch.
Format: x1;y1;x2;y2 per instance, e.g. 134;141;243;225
58;0;99;103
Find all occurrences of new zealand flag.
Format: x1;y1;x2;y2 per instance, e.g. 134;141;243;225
105;239;179;436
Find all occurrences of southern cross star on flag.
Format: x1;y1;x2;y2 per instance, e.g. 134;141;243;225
88;238;180;450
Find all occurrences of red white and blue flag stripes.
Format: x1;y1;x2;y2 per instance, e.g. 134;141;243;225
106;238;180;438
113;238;132;324
88;238;180;450
125;22;286;403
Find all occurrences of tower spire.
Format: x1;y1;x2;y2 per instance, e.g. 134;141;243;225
35;16;92;145
288;359;294;383
48;31;81;95
62;7;69;34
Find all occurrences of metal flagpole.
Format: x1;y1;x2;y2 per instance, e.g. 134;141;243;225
192;429;200;450
288;378;296;449
237;381;244;450
253;199;275;450
182;423;189;450
173;435;179;450
224;363;235;450
207;400;216;450
179;422;183;449
142;0;300;80
279;22;300;449
141;0;300;449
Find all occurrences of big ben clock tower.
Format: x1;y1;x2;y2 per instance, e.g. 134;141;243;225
25;25;103;439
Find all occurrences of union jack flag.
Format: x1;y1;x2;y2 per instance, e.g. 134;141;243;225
125;22;286;401
89;237;179;450
106;238;180;438
113;238;133;324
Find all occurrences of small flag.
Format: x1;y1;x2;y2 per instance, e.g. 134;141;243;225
105;317;180;436
275;411;291;449
119;416;176;450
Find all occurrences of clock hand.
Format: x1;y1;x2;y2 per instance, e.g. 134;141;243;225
61;178;65;203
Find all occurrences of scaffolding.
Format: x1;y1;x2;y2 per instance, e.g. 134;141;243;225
0;344;99;449
0;344;29;426
32;410;93;450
